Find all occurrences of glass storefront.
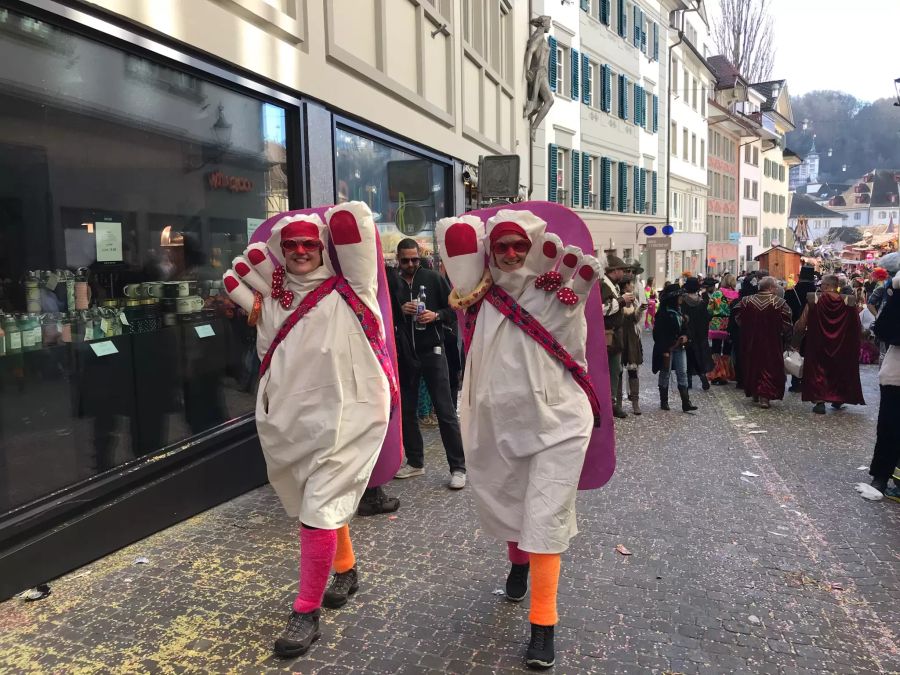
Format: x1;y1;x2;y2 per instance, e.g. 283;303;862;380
0;6;289;512
334;127;450;263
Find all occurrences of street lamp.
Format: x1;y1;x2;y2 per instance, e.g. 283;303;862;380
212;103;232;148
894;77;900;107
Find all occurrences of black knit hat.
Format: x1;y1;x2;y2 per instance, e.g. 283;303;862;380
799;266;815;282
683;277;701;293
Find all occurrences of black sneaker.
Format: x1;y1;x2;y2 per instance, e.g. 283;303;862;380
872;477;888;494
322;567;359;609
525;623;555;670
505;563;529;602
813;402;826;415
357;486;400;517
273;609;320;658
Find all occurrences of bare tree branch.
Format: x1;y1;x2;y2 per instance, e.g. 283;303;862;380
712;0;776;83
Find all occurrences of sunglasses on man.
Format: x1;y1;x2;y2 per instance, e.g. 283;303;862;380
398;257;420;265
281;238;324;254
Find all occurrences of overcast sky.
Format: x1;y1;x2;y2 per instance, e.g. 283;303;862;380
704;0;897;103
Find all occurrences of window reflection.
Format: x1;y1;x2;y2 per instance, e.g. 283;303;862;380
0;6;288;511
334;128;449;262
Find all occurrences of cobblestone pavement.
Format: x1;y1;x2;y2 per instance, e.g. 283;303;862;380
1;348;899;674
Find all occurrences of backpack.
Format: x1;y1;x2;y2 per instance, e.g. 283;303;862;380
873;286;900;346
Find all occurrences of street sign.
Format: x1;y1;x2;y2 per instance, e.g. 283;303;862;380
646;237;671;251
728;231;741;242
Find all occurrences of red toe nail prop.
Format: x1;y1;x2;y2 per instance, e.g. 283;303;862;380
542;241;558;258
578;265;595;281
329;210;362;245
562;253;578;268
444;223;479;257
235;262;251;276
247;248;266;265
224;275;239;292
556;287;578;305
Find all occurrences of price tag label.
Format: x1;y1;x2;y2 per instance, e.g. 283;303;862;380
194;324;215;338
89;340;119;357
119;312;130;326
46;272;60;292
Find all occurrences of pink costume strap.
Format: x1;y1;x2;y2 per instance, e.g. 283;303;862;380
259;275;398;415
471;285;602;427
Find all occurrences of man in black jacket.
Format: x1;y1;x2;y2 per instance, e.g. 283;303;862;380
785;265;817;392
390;239;466;489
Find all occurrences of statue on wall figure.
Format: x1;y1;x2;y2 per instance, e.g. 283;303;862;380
524;15;554;141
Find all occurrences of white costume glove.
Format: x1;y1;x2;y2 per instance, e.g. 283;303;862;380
223;242;275;314
435;215;487;297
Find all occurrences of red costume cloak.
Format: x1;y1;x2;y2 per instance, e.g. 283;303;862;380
735;294;792;401
801;293;865;405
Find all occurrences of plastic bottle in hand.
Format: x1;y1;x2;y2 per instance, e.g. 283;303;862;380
415;285;427;331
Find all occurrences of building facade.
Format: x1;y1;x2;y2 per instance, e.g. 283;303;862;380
533;0;687;279
666;4;713;278
753;80;799;257
0;0;529;598
705;56;760;275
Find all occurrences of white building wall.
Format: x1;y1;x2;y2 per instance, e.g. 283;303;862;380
88;0;529;185
667;9;711;278
534;0;672;264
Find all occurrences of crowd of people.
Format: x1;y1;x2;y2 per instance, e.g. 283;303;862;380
222;201;899;671
601;259;900;504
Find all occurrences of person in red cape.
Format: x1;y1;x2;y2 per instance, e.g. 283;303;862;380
733;276;793;409
794;274;865;414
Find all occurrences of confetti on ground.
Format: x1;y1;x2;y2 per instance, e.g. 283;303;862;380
748;615;762;625
133;557;150;565
615;544;632;556
742;471;760;477
856;466;868;471
491;589;505;596
768;531;789;537
749;430;768;435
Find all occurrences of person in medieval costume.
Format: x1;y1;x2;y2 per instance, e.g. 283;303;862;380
733;276;793;409
223;203;398;658
436;208;611;670
620;276;645;415
602;256;632;419
680;277;714;390
793;274;865;414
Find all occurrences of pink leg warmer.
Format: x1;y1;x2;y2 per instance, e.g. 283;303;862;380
507;541;530;566
293;526;337;614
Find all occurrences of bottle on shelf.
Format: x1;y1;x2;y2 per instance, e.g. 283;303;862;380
4;314;22;354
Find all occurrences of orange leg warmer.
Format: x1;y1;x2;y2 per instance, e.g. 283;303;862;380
528;553;561;626
333;524;356;573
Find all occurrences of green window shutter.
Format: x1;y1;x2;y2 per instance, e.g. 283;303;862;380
633;84;640;125
601;157;612;210
572;150;581;206
571;48;580;100
652;94;659;132
619;75;628;119
633;165;640;212
640;168;647;213
652;22;659;61
619;162;629;212
602;65;612;112
633;5;640;46
548;144;558;203
582;153;592;208
651;170;658;214
582;54;591;105
641;11;647;53
617;0;626;37
600;0;610;25
581;0;589;10
548;36;558;93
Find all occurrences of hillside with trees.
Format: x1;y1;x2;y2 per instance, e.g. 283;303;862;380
786;91;900;181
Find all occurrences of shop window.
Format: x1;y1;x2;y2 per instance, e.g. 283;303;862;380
334;127;450;261
0;6;290;512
